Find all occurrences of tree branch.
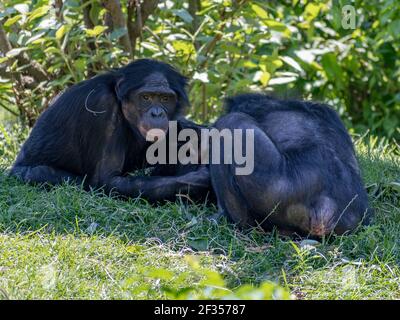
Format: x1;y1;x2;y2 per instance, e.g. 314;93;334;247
0;100;19;117
104;11;114;33
0;20;49;125
0;21;22;86
54;0;64;22
0;21;12;53
82;0;95;29
127;0;159;58
16;52;49;83
81;0;99;76
196;0;248;71
0;21;49;83
189;0;201;49
102;0;133;58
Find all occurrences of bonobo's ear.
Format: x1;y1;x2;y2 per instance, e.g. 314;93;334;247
114;76;125;102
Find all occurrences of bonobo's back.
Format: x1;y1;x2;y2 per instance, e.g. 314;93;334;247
223;93;355;159
224;94;349;137
212;93;372;236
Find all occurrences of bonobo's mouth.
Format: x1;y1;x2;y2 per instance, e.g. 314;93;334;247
138;125;168;141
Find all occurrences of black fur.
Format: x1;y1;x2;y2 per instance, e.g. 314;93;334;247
10;59;210;202
210;93;372;236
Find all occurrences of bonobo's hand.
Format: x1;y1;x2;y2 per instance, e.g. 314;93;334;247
176;165;210;188
177;117;208;132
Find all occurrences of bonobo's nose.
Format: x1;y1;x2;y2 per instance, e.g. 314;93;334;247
150;107;165;118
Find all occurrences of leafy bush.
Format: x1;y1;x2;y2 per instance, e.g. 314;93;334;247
0;0;398;138
0;122;27;168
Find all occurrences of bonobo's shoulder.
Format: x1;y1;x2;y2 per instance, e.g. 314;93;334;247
43;73;118;116
224;93;273;111
58;73;115;96
224;93;340;120
224;93;280;118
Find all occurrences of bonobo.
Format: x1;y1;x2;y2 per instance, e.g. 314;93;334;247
10;59;209;202
209;94;372;236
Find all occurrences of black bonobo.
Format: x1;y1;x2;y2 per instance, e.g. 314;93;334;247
10;59;209;202
209;94;372;236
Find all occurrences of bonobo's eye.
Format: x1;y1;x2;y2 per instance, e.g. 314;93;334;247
161;95;169;103
142;94;150;101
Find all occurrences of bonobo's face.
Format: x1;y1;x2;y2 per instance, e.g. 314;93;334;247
121;72;177;140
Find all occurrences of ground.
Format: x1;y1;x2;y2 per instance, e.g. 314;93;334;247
0;124;399;299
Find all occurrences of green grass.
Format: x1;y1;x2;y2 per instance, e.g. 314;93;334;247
0;125;399;299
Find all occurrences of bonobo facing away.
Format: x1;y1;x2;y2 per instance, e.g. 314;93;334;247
10;59;209;202
209;94;372;236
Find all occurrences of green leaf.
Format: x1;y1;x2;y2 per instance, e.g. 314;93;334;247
4;15;22;27
193;72;209;83
171;40;195;56
388;20;400;37
147;268;174;281
141;41;159;52
389;182;400;193
188;238;208;251
14;4;29;15
109;27;127;41
251;4;268;19
0;56;10;64
263;20;291;36
260;71;270;86
268;76;297;85
281;56;304;74
44;47;61;54
295;49;316;64
85;26;108;37
321;53;343;87
303;3;321;21
28;5;50;22
56;25;70;41
172;9;193;24
6;47;27;58
89;3;102;26
199;270;225;287
253;70;270;86
25;32;46;45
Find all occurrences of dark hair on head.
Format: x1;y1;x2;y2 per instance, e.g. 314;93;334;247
115;59;189;115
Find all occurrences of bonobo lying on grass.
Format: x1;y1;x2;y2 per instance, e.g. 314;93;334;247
208;94;372;237
10;59;210;202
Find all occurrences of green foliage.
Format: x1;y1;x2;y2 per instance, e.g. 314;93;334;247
160;256;290;299
0;0;398;138
0;232;291;300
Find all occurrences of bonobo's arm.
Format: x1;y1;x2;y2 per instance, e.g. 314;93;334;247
148;117;208;177
105;166;210;202
94;119;210;202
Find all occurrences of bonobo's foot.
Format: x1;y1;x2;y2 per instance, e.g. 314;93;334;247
207;209;227;224
10;164;84;187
